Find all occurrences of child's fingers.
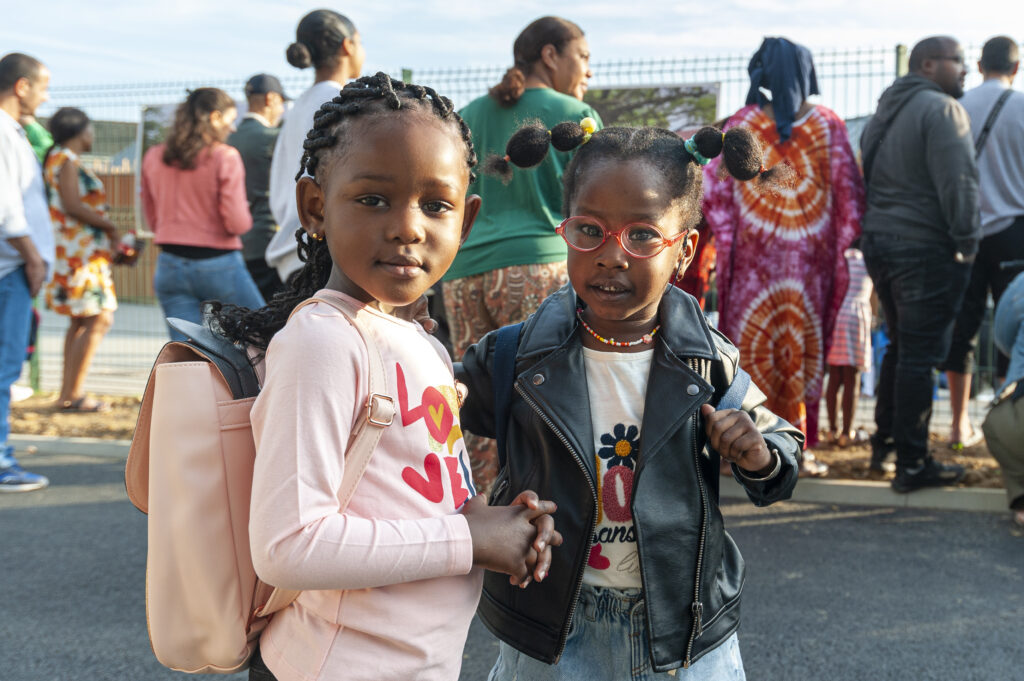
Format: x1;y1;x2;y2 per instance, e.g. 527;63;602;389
534;545;552;582
532;514;556;553
520;499;558;519
548;529;564;547
509;489;540;509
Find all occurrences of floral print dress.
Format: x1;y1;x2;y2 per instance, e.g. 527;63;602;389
43;147;117;317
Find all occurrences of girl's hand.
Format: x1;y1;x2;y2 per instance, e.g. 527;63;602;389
700;403;773;474
508;490;564;587
462;492;560;586
393;294;437;333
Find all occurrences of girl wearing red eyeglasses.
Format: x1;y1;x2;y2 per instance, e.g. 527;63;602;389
456;122;803;680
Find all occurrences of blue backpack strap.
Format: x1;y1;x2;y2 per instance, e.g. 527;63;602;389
716;366;750;412
493;322;524;467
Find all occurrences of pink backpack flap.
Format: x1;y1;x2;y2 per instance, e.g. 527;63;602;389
125;297;395;674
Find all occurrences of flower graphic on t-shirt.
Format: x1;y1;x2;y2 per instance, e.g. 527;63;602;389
598;423;639;470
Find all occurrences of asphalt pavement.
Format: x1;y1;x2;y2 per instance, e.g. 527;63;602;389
2;448;1021;681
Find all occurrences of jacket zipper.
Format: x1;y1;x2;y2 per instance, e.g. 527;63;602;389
514;382;598;662
684;358;709;668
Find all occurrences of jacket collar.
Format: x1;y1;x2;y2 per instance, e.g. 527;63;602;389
513;284;720;478
517;283;720;363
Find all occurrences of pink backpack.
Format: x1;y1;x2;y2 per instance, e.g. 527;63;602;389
125;296;395;673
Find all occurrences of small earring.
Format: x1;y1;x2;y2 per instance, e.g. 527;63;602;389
309;232;323;241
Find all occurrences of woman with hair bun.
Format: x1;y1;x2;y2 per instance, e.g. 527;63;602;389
43;107;119;412
141;87;263;341
265;9;364;283
443;15;602;492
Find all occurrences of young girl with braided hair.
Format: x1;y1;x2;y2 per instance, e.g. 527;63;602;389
211;73;561;681
455;121;803;679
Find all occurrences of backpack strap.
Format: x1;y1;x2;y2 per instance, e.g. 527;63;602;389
716;366;751;411
288;296;395;512
862;91;917;189
492;322;524;469
975;88;1013;159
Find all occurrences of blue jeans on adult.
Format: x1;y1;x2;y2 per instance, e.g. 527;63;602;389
0;267;32;457
862;233;971;466
153;250;265;342
993;271;1024;390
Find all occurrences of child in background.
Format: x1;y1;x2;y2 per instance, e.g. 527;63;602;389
457;122;805;679
824;246;874;450
211;73;560;681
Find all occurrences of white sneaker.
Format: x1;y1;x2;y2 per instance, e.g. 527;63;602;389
10;384;33;403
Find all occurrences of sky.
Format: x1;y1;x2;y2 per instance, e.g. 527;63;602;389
4;0;1022;88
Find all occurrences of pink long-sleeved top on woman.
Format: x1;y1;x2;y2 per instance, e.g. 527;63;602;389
140;142;252;248
249;290;483;681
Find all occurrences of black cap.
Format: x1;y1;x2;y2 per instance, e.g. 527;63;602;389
244;74;290;100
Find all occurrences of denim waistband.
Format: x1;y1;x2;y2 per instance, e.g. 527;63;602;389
578;584;643;617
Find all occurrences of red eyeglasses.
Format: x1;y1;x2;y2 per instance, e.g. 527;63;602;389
556;215;687;259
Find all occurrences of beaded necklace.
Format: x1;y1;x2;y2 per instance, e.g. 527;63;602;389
576;308;660;347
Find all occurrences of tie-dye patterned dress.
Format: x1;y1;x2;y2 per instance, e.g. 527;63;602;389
703;105;864;448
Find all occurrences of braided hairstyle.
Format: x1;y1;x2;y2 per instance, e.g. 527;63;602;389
485;120;792;230
208;72;477;350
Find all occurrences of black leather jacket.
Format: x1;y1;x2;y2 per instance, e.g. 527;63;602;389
457;285;803;672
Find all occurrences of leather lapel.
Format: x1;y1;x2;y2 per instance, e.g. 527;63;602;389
515;342;598;483
639;345;713;467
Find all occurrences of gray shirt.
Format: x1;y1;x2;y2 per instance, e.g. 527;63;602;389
960;79;1024;237
860;74;981;255
228;114;281;262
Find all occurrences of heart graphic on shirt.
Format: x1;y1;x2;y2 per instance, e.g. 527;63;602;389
588;544;611;570
428;403;446;431
402;452;446;503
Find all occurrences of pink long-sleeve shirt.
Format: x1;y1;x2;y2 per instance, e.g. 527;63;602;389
250;290;482;681
140;142;252;248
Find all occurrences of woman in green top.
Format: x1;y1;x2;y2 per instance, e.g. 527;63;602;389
443;15;602;491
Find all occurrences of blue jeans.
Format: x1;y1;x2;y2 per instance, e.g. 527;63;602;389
153;250;265;341
862;233;971;465
993;271;1024;390
488;585;746;681
0;267;33;454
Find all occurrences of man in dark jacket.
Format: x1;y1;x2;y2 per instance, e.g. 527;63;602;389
228;74;288;301
859;36;981;492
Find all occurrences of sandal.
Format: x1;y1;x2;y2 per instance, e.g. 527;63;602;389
950;429;984;451
59;396;110;413
837;429;870;448
799;451;829;478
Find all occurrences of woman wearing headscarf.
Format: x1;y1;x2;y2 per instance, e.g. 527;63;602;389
703;37;864;471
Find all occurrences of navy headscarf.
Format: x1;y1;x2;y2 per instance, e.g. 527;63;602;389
745;37;820;142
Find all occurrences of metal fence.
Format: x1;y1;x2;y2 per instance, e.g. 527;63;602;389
23;44;1009;403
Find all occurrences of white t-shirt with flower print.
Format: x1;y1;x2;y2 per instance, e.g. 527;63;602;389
581;346;653;589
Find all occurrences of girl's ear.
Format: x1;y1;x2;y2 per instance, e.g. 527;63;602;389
296;176;326;239
673;229;700;281
460;194;482;246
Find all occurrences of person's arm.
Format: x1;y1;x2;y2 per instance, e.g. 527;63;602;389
708;336;803;506
924;100;981;256
5;235;46;296
216;146;253;236
139;158;157;232
56;161;117;238
0;149;47;295
453;331;499;439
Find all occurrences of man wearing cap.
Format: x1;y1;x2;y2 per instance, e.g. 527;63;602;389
228;74;289;301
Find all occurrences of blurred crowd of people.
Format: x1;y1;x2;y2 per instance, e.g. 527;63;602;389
1;21;1022;528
